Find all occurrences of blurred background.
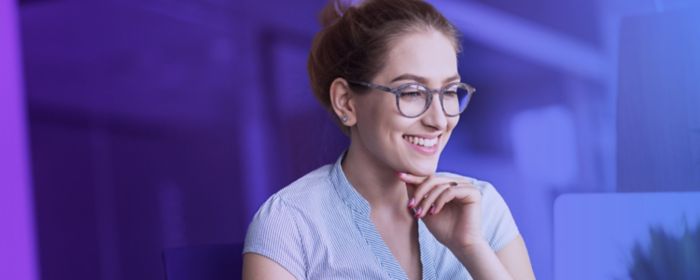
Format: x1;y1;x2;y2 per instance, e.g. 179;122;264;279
2;0;699;279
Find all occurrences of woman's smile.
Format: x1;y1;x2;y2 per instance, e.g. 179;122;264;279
402;134;441;155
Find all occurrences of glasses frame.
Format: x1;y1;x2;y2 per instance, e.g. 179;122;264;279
347;80;476;118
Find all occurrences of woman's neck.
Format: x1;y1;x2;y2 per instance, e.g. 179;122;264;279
341;140;410;215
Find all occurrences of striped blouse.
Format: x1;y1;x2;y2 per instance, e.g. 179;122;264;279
243;153;519;279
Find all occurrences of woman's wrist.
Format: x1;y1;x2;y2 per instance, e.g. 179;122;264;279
450;236;490;257
450;237;514;280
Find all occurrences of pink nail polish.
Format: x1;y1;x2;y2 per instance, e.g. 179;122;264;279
414;207;422;218
408;198;415;208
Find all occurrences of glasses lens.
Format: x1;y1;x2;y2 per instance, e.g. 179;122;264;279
442;84;472;116
397;84;429;117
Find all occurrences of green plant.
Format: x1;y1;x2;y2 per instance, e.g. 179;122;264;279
628;222;700;279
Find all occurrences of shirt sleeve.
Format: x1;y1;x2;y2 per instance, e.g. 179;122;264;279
243;195;306;279
478;181;520;251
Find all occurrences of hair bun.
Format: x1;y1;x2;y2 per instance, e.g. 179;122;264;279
319;0;356;27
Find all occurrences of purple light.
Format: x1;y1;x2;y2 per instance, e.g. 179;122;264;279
0;0;39;279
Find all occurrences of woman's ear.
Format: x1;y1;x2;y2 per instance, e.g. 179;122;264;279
329;78;357;126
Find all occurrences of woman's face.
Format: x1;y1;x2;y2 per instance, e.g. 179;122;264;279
352;29;460;176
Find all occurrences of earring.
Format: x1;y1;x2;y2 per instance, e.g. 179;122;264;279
340;115;349;123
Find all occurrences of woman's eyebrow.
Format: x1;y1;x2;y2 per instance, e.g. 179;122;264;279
389;73;461;84
443;74;461;83
390;74;428;83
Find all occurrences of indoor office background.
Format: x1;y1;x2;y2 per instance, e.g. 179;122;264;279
2;0;700;279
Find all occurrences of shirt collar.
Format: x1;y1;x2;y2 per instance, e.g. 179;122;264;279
330;151;371;215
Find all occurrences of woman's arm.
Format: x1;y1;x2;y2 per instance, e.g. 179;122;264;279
450;234;535;279
451;238;514;279
450;235;535;280
496;235;535;279
242;253;297;280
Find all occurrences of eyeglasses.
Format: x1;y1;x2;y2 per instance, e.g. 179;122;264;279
348;80;476;118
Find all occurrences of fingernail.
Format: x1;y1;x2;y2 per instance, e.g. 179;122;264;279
408;198;416;208
430;205;436;215
397;172;404;178
414;207;422;218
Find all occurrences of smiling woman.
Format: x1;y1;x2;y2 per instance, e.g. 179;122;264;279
242;0;534;279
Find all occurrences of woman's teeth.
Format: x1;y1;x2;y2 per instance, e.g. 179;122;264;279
403;135;438;147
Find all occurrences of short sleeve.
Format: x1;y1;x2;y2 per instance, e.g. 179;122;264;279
478;181;519;251
243;195;306;279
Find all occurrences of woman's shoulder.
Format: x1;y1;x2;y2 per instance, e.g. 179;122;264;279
243;165;338;280
257;163;337;215
275;163;334;197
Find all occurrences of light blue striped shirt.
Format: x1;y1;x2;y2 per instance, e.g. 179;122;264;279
244;153;519;279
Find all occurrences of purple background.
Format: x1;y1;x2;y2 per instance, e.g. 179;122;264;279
1;0;38;279
3;0;700;279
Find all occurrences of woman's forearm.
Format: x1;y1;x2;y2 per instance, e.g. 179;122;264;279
451;240;514;280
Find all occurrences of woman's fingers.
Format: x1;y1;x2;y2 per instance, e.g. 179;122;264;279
408;179;482;218
397;172;426;185
412;177;456;204
431;183;480;215
403;174;455;216
414;182;451;218
430;185;456;215
400;172;483;218
400;173;423;208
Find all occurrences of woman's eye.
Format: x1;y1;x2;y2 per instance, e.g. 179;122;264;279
400;91;423;98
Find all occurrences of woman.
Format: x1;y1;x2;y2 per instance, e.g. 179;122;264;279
243;0;535;279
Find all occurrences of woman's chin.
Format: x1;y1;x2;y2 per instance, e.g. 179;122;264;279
403;162;438;177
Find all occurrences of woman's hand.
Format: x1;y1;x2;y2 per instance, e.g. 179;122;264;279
399;172;484;251
400;173;530;279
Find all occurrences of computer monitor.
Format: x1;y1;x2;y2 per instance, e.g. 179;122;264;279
554;192;700;279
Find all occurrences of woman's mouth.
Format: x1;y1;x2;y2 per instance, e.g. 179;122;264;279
402;134;440;155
